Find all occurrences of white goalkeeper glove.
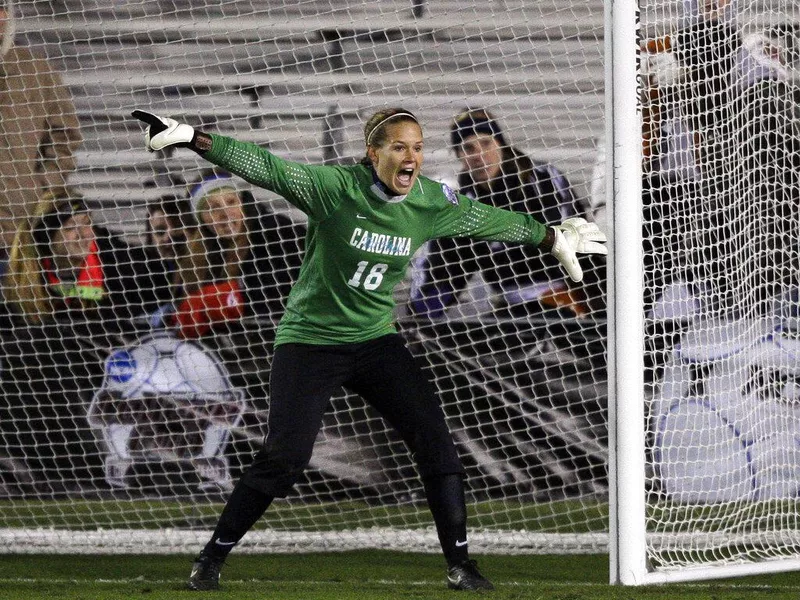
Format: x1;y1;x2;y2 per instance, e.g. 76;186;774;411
549;217;607;283
131;110;195;152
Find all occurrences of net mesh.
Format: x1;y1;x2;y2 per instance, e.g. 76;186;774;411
642;0;800;574
0;0;608;554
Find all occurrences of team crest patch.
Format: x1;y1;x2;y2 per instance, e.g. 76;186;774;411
441;183;459;206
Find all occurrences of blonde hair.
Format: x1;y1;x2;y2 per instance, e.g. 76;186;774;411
181;173;251;290
4;195;72;323
360;107;420;165
182;226;249;290
180;233;213;293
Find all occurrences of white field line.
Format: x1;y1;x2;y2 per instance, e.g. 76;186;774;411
0;528;607;554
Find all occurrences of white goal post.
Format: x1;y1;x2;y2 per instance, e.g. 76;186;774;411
607;0;647;586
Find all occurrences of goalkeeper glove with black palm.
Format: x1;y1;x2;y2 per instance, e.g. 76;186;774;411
131;110;211;153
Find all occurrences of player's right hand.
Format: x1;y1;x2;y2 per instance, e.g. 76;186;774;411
131;110;195;152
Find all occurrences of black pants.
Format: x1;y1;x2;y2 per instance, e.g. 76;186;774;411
241;333;464;497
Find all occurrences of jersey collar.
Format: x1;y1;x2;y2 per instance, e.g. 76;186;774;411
369;167;408;204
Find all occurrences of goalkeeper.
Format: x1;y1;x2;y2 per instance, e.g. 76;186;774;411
132;107;607;592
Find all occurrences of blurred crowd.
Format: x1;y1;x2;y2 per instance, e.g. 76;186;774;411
592;0;800;321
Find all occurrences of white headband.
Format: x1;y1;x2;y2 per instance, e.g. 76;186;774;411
365;112;418;146
189;175;241;216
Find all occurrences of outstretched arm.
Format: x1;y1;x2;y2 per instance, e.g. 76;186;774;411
431;191;607;283
131;110;211;153
131;111;343;221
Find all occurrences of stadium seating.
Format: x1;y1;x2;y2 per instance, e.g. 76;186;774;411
16;0;605;234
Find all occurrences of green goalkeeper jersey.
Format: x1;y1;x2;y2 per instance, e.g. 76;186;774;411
204;133;548;346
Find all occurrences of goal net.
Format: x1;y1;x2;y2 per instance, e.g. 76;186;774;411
628;0;800;584
0;0;610;555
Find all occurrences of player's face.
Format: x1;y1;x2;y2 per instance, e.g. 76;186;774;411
201;189;245;239
456;133;503;184
148;209;186;260
51;212;95;268
368;121;424;195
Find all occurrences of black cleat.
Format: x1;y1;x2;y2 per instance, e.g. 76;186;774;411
187;553;224;591
447;559;495;591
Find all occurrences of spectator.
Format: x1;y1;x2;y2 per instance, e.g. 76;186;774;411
135;194;196;329
730;25;800;309
641;4;800;315
640;0;738;183
3;190;171;332
171;170;304;341
412;108;591;320
145;194;195;285
0;190;171;489
639;0;742;315
637;43;703;318
0;0;82;257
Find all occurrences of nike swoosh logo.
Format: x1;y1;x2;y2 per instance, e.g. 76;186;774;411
356;214;367;219
455;540;468;547
215;540;237;546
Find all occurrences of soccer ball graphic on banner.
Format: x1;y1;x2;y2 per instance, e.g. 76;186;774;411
87;333;246;493
654;317;800;503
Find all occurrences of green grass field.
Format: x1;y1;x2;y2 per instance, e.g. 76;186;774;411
1;552;800;600
3;498;800;598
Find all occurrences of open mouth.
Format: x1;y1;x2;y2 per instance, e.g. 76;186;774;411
396;168;415;188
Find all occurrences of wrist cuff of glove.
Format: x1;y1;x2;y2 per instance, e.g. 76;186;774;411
190;131;213;154
539;227;556;252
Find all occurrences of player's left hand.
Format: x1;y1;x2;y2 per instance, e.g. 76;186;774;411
131;110;195;152
550;217;607;283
